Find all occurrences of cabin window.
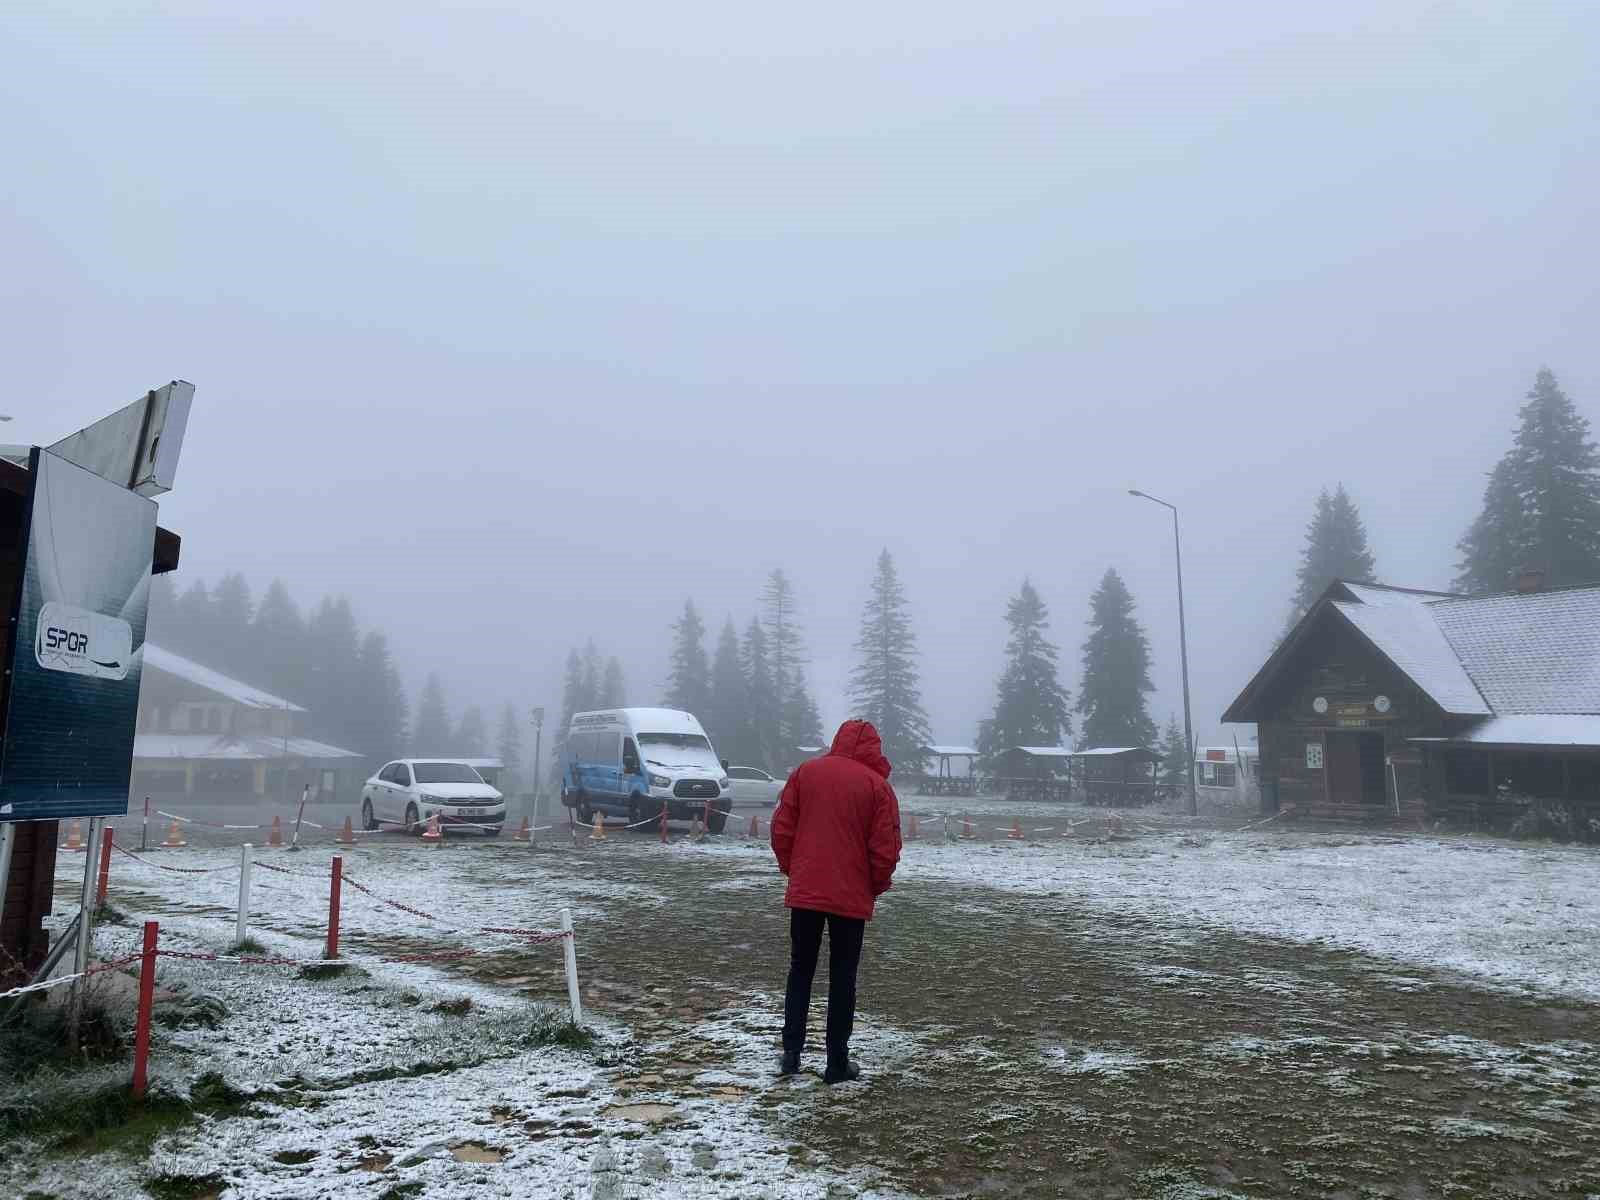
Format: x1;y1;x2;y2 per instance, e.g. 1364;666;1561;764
1443;751;1490;796
1199;762;1238;787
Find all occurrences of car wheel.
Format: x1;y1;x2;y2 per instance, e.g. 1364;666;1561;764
405;802;420;835
361;798;378;832
707;804;729;835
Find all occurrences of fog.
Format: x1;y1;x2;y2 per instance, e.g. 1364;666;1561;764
6;3;1597;747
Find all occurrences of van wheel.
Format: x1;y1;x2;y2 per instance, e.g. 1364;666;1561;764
628;795;653;832
405;802;421;835
707;804;729;835
575;794;593;826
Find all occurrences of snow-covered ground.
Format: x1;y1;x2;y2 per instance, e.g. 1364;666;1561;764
8;822;1600;1198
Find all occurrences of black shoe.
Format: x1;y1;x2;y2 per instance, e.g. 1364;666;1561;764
822;1058;860;1085
778;1050;801;1076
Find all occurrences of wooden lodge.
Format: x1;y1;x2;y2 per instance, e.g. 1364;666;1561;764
1222;579;1600;833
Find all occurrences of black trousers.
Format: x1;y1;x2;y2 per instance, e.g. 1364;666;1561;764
783;907;866;1062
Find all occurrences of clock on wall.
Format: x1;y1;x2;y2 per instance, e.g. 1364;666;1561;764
1374;695;1391;714
1312;696;1329;715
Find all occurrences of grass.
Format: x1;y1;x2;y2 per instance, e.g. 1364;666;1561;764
230;936;267;955
297;961;357;981
144;1172;225;1200
526;1009;593;1050
433;996;473;1015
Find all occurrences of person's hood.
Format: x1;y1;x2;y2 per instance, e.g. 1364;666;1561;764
828;719;892;779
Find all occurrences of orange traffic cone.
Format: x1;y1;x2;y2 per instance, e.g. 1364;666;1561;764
594;812;607;840
62;819;85;852
268;815;283;847
748;813;759;839
1009;818;1024;840
907;814;918;840
421;812;443;843
659;802;670;844
161;818;186;849
338;816;356;845
962;813;974;839
514;816;530;842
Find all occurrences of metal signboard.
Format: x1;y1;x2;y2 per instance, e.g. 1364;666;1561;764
0;449;156;822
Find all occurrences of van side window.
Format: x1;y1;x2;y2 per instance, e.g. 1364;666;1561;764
601;732;621;766
622;738;641;775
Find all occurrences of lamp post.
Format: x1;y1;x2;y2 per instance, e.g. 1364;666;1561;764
529;706;546;827
1129;488;1197;817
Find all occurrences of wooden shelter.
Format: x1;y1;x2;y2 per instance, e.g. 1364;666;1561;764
1067;747;1161;806
917;744;979;796
1223;579;1600;831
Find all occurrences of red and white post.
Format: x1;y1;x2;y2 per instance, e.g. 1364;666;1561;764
131;920;158;1099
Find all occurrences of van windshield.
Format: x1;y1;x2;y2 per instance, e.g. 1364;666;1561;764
412;762;485;784
638;734;713;754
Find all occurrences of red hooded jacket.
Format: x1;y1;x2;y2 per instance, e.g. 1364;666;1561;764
770;720;902;921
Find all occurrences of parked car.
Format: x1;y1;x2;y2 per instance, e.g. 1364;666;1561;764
726;765;784;808
361;759;505;836
560;707;731;832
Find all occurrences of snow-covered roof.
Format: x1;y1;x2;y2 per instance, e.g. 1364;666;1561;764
570;707;704;735
141;644;307;712
1226;580;1600;723
1430;589;1600;715
920;744;980;757
1332;597;1490;716
1010;746;1074;758
1070;746;1158;759
1410;715;1600;750
134;733;363;762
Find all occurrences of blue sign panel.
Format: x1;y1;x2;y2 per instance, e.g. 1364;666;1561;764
0;448;156;822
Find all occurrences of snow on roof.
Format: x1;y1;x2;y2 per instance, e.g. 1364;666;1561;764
570;707;705;734
1410;714;1600;750
141;644;307;712
1071;746;1158;758
1010;746;1074;758
1332;598;1491;716
920;744;980;756
134;733;363;762
1429;588;1600;715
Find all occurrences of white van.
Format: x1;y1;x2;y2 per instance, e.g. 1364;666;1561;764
559;707;732;832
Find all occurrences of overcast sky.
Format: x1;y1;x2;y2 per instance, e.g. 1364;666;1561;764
6;2;1598;754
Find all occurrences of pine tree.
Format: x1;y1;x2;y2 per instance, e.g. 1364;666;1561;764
978;580;1072;760
412;673;453;754
1077;568;1158;750
782;666;825;770
306;595;361;749
353;631;408;763
1456;368;1600;592
560;649;586;729
742;617;780;771
454;705;488;757
663;599;711;715
496;703;523;793
146;573;180;651
210;572;254;676
1159;715;1189;792
251;580;307;703
1286;484;1377;629
600;657;627;707
848;549;931;772
175;580;215;664
762;569;803;725
580;641;603;711
706;617;752;765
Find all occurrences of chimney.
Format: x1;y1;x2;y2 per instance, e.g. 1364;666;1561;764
1514;566;1546;594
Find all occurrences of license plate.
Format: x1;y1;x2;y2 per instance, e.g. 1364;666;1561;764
461;808;481;817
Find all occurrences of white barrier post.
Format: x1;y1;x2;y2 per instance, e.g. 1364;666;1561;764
236;843;253;945
560;907;582;1025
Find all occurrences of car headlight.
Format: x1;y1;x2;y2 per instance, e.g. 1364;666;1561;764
421;794;444;805
719;777;731;790
649;773;671;789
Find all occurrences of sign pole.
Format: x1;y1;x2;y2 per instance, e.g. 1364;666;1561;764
67;816;103;1046
0;823;14;926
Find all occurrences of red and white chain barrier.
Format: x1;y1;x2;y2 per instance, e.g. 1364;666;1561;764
0;953;142;1002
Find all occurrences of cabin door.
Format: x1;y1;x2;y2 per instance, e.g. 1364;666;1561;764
1325;732;1387;810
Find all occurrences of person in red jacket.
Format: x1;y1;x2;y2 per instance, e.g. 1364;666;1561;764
770;718;902;1083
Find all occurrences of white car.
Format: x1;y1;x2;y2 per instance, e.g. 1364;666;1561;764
361;759;506;836
726;765;784;808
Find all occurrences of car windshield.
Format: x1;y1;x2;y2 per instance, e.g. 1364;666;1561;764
411;762;485;784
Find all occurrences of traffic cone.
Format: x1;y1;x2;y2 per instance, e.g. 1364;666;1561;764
593;812;606;840
907;814;918;840
659;801;670;844
962;813;974;839
161;818;186;849
268;815;283;847
514;816;530;842
1009;818;1024;840
421;813;443;843
63;819;85;852
338;816;356;845
748;813;759;839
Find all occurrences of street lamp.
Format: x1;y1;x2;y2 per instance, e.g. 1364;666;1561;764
1129;488;1197;817
529;706;546;828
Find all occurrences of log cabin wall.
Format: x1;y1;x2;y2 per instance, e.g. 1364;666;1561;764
1255;617;1447;823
